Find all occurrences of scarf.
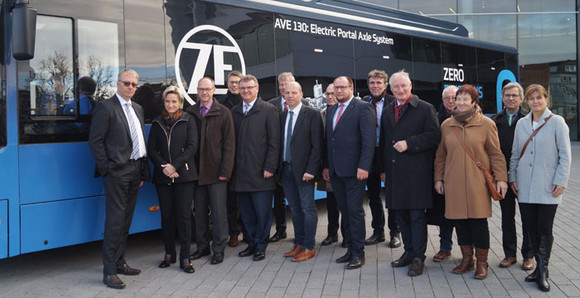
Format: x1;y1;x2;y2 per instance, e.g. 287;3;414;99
394;94;412;123
451;105;480;125
162;108;182;136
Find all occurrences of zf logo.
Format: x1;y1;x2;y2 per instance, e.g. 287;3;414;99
175;25;246;105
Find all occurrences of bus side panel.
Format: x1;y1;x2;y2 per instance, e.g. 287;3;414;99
20;192;160;254
19;143;102;204
0;200;7;258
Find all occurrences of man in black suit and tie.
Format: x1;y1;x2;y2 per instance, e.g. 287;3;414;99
89;69;150;289
267;72;310;243
279;82;323;262
322;76;375;269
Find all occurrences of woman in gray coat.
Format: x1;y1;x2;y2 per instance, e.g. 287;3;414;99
509;84;571;292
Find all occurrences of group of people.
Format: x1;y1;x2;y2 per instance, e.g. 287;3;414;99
89;68;571;293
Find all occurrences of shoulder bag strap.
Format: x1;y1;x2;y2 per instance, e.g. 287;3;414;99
520;114;553;157
452;126;486;172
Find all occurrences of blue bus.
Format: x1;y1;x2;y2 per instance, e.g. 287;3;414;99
0;0;518;258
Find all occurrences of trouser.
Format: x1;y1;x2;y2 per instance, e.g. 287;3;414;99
226;189;242;236
367;151;385;235
500;187;533;259
272;184;287;234
326;192;345;237
453;218;489;249
331;174;365;258
281;163;317;250
396;209;427;260
102;162;143;276
195;182;228;254
238;191;274;251
519;203;558;255
156;182;194;261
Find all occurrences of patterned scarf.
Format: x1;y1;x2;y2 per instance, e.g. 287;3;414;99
451;105;480;125
162;108;182;136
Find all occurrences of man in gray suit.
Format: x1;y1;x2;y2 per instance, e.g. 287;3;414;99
89;69;150;290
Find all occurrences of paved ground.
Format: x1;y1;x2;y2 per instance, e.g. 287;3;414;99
1;143;579;297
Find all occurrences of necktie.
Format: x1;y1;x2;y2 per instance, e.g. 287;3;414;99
508;114;513;126
284;101;288;111
285;111;293;162
244;104;250;115
124;102;141;159
200;106;207;119
334;103;344;130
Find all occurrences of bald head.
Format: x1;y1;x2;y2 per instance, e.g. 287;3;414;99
284;81;303;110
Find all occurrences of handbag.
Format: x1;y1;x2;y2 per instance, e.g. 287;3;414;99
520;114;553;157
452;127;503;201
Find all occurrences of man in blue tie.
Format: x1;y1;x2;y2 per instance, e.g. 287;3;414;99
279;82;323;262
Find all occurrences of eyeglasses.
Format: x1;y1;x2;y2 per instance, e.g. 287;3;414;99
239;86;257;91
503;94;520;98
119;80;138;88
443;96;455;101
228;80;240;85
325;92;335;96
334;85;351;90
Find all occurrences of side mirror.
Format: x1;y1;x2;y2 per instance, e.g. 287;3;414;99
12;1;37;60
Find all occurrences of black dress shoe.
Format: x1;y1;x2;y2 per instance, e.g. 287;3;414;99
391;252;413;267
408;257;424;276
365;233;386;245
189;249;210;260
239;246;255;257
253;250;265;261
336;252;352;263
389;235;402;248
158;254;176;268
116;264;141;276
347;256;365;269
211;252;224;264
321;235;338;246
103;274;126;289
269;231;287;243
180;259;195;274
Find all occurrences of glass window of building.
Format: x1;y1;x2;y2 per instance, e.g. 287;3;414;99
458;0;516;13
459;15;516;48
399;0;457;14
518;0;575;12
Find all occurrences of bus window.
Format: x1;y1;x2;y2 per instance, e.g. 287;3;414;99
477;49;506;114
411;38;441;106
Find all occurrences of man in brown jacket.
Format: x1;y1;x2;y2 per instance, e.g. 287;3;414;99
186;77;235;265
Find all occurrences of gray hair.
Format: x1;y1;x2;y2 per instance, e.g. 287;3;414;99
502;82;524;99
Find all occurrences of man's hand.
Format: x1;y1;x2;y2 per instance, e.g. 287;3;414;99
218;176;228;181
263;170;273;179
161;164;177;178
356;168;368;181
434;181;444;195
379;173;386;183
303;173;314;182
322;168;330;182
393;140;408;153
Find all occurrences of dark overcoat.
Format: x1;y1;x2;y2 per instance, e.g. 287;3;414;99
230;97;280;192
148;111;198;184
379;95;440;210
491;107;528;170
186;100;235;185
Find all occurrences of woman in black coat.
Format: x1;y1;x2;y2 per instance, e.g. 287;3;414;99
148;86;198;273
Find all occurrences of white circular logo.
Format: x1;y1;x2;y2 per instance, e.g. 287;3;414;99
175;25;246;105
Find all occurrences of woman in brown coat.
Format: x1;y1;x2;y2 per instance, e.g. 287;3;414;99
434;84;508;279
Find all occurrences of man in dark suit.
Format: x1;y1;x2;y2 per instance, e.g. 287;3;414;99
89;69;150;289
267;72;310;243
279;82;323;262
231;75;280;262
322;76;375;269
492;82;533;270
380;70;440;276
361;69;401;248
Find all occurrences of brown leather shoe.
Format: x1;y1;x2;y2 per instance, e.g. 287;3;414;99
522;258;535;270
433;250;451;262
103;274;126;289
228;235;239;247
284;245;303;257
116;264;141;276
292;248;315;262
499;256;517;268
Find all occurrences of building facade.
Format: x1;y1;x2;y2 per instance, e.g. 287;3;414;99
364;0;578;140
